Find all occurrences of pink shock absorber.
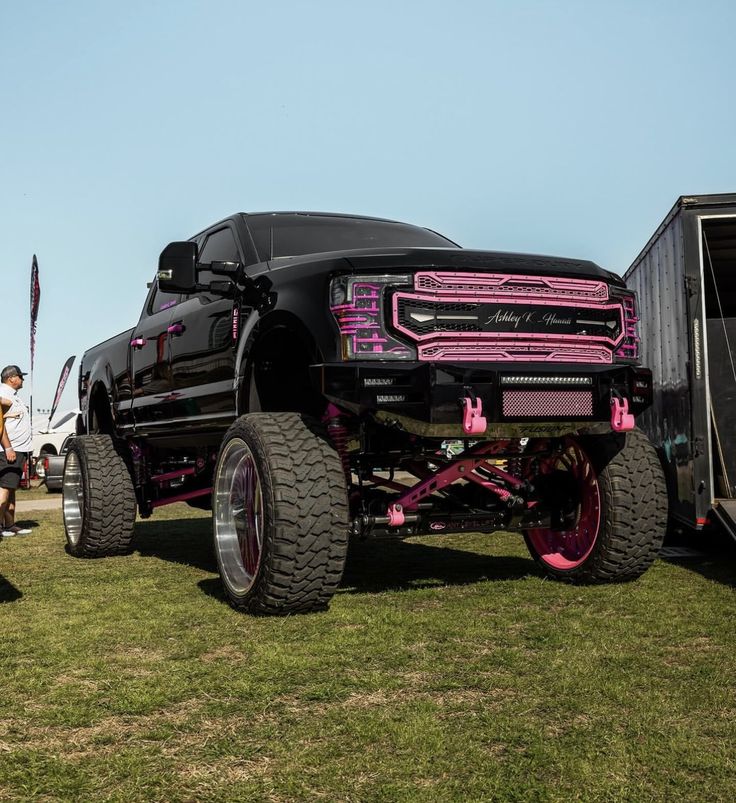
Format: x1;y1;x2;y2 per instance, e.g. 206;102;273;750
324;403;351;483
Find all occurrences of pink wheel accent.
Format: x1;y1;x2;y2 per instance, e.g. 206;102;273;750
527;440;601;570
234;456;262;576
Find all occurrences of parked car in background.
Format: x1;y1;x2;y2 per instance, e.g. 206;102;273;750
43;435;74;492
33;409;79;459
33;409;79;479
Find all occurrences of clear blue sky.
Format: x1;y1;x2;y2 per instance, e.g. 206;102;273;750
2;0;736;411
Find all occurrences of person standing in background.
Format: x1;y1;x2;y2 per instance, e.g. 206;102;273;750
0;365;33;537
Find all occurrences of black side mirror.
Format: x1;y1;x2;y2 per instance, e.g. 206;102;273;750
158;241;198;293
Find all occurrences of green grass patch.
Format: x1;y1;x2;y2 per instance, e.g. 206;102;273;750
15;481;54;501
1;507;735;801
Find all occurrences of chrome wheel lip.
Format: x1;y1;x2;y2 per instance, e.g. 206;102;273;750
213;437;264;597
63;451;83;547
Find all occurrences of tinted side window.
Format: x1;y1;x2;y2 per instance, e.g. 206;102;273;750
199;228;240;284
148;281;180;315
185;227;241;303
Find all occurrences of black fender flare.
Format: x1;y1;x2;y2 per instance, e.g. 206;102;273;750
234;310;322;415
87;378;116;434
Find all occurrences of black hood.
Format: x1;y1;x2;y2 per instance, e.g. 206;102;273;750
265;246;623;286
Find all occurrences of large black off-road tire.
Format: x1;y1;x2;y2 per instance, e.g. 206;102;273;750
524;428;667;583
213;413;349;615
63;435;137;558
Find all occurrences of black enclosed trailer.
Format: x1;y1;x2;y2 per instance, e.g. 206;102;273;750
625;193;736;535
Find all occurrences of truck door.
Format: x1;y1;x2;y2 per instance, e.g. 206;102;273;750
166;226;240;430
129;280;179;430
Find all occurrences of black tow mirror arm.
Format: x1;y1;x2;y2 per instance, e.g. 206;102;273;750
190;273;275;311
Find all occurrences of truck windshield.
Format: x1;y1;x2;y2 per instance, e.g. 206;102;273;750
245;213;458;261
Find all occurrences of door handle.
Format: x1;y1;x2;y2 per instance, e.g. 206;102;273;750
167;323;184;336
130;337;147;349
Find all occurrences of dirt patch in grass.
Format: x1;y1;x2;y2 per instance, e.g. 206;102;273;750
198;645;249;662
0;700;207;755
178;754;275;784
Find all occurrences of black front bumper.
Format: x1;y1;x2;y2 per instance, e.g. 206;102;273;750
312;361;653;435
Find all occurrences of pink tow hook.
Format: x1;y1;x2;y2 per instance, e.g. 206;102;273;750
611;396;635;432
462;396;487;435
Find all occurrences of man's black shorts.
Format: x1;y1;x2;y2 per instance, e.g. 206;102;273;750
0;452;28;490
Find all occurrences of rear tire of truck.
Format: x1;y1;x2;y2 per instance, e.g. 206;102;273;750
63;435;137;558
524;428;667;583
212;413;349;615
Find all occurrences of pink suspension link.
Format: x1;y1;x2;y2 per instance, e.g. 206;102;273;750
385;443;516;526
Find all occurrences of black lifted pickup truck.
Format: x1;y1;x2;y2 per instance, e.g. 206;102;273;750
64;211;667;614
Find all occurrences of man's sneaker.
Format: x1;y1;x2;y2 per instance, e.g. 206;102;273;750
4;526;31;536
1;529;16;537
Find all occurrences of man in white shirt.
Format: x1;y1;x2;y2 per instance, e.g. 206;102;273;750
0;365;33;537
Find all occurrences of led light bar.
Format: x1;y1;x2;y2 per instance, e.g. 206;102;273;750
363;377;396;387
501;375;593;386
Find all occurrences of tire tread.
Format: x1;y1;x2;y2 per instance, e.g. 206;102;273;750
215;413;348;615
526;428;668;583
65;435;137;558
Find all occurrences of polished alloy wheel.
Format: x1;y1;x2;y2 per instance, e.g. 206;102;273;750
62;451;84;547
214;437;264;596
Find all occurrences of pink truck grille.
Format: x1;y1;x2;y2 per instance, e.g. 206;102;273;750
502;390;594;418
414;271;609;302
390;272;632;364
419;341;611;364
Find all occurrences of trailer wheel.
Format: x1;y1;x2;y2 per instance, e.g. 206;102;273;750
524;429;667;582
63;435;137;557
213;413;349;615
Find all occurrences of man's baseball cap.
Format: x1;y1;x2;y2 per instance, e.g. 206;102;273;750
1;365;27;381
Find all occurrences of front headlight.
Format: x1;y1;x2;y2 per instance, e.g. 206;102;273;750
330;274;416;360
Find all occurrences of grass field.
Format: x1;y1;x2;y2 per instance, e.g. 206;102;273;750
1;504;735;802
13;481;53;502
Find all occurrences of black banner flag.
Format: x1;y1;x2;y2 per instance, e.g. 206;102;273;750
49;356;76;424
30;255;41;370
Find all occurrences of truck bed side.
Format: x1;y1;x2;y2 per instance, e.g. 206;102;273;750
79;327;135;433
